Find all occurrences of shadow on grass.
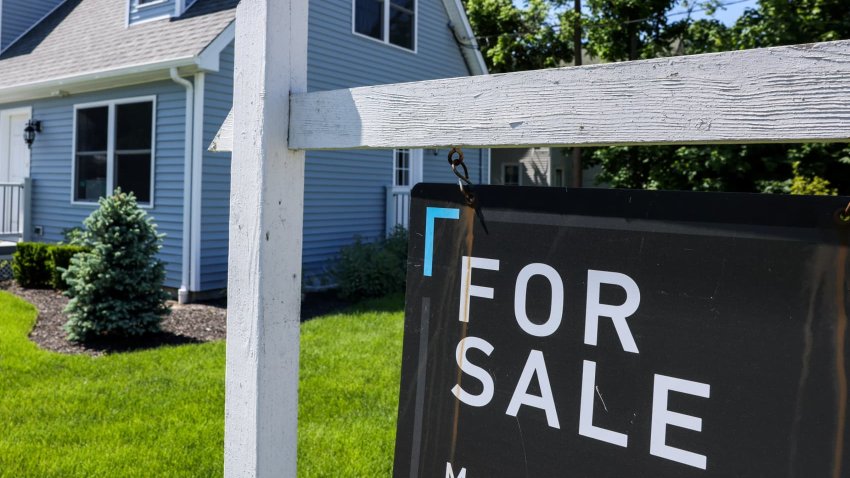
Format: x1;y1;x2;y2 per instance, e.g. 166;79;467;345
301;291;404;322
77;331;203;354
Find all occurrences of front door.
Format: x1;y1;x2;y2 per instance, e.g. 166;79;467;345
0;109;31;236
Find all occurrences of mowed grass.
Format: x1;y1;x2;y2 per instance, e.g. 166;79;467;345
0;290;404;477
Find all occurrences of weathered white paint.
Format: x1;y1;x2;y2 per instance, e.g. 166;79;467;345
224;0;306;477
283;40;850;150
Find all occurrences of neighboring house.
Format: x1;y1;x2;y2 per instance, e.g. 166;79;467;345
0;0;488;301
490;147;601;187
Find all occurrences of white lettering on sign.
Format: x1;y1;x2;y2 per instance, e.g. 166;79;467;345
506;350;560;429
514;263;564;337
449;257;712;470
459;256;500;323
584;270;641;353
650;374;711;470
579;360;628;447
451;337;495;407
446;462;467;478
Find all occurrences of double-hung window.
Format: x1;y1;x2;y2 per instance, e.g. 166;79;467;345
73;98;155;206
393;148;411;187
354;0;416;51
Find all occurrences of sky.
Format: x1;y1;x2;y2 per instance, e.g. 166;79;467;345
676;0;758;26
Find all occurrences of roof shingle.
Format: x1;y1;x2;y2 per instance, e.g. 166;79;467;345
0;0;237;90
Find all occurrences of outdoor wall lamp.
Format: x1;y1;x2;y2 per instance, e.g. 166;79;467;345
23;120;42;150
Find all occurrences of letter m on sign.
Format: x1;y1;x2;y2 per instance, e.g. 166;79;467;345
446;463;467;478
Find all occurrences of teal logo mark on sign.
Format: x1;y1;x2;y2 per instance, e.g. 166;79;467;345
423;207;459;276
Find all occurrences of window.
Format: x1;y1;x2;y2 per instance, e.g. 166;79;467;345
354;0;416;51
73;98;154;205
503;164;520;186
394;149;411;186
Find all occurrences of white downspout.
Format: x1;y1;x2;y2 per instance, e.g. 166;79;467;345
170;67;193;304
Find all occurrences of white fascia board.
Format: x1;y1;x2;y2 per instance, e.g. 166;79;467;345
0;57;198;103
197;21;235;72
441;0;488;76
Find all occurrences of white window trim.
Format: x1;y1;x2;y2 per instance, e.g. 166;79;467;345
137;0;169;9
351;0;418;54
70;95;157;209
502;162;521;186
392;148;423;187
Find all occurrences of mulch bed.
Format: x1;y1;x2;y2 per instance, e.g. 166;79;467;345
0;282;351;357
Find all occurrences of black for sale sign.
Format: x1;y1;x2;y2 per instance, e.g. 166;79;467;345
393;184;850;478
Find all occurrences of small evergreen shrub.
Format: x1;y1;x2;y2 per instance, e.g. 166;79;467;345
12;242;52;288
48;245;87;290
335;226;408;300
63;190;170;341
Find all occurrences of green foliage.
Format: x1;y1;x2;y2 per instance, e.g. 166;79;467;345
334;227;408;300
60;227;87;246
12;242;52;288
584;0;677;61
462;0;573;72
788;162;838;196
47;245;87;290
732;0;850;49
63;190;170;342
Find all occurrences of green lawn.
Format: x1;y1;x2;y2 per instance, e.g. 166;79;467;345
0;290;404;477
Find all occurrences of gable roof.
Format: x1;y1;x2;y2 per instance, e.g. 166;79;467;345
0;0;237;101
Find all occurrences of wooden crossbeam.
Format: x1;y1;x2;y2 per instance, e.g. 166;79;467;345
210;40;850;152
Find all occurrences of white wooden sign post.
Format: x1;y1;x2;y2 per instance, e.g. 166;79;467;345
225;0;307;476
223;0;850;475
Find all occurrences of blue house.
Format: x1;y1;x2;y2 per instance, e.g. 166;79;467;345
0;0;488;301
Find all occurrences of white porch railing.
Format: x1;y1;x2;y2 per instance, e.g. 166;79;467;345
385;186;411;235
0;179;31;241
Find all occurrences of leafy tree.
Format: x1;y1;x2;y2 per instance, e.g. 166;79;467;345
463;0;573;72
63;190;170;342
584;0;676;61
584;0;850;193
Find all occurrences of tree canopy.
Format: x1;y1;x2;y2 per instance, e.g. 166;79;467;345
462;0;850;194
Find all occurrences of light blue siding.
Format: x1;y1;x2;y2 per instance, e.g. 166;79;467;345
2;82;189;289
128;0;174;25
200;41;234;291
3;0;483;293
0;0;62;50
198;0;483;288
300;0;482;283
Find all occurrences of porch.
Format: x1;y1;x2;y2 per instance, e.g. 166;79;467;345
385;186;410;234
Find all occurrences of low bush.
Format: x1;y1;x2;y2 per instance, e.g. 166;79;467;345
335;226;408;300
12;242;52;288
48;245;87;290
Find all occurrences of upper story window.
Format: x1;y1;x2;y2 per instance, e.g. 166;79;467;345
73;98;155;206
354;0;416;51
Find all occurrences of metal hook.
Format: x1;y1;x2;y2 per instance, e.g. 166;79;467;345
447;147;475;206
